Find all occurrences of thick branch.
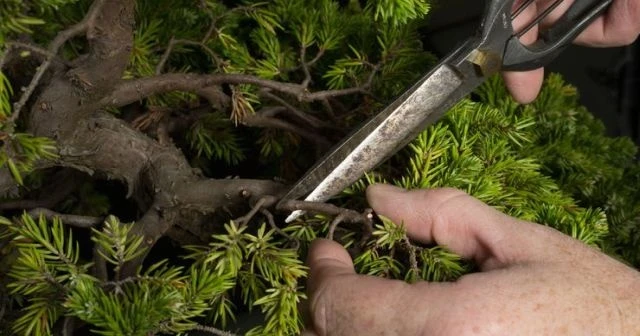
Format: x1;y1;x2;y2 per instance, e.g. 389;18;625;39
9;0;107;125
100;72;373;109
101;73;301;108
48;112;286;276
175;179;286;212
14;0;299;281
65;0;135;95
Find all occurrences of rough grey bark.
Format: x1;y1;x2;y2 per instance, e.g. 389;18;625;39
3;0;285;275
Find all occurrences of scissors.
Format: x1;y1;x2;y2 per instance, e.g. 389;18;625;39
282;0;613;222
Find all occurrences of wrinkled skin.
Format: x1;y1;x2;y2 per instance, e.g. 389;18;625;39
302;2;640;334
303;185;640;335
506;0;640;103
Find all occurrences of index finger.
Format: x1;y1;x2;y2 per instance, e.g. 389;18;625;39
575;0;640;46
365;185;570;270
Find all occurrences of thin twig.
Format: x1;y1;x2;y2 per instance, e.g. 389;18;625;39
403;234;419;278
278;199;371;223
102;274;176;292
201;4;255;43
283;48;326;73
327;212;347;241
103;276;139;288
321;98;337;122
234;197;267;227
0;199;49;210
62;316;75;336
156;38;223;74
258;105;287;117
155;37;177;74
279;199;374;241
27;208;103;228
242;112;330;147
5;41;72;66
192;324;238;336
260;208;296;245
156;118;172;145
300;46;312;88
260;90;335;129
307;48;326;68
9;0;106;126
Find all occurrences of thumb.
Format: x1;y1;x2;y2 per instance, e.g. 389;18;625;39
304;239;431;336
305;238;356;296
366;185;562;269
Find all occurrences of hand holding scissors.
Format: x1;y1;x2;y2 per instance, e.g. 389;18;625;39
282;0;615;222
507;0;640;103
299;1;640;335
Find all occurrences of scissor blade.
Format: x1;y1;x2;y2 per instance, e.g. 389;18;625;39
282;42;487;222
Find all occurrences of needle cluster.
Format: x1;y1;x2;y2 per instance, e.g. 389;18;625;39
1;0;639;335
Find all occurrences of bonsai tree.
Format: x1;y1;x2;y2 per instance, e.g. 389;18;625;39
1;0;639;335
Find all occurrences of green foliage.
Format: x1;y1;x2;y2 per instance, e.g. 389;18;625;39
64;263;235;335
185;222;307;335
0;2;45;43
2;214;241;335
1;214;90;336
0;2;60;186
2;0;640;335
367;0;430;26
4;69;636;335
330;74;640;287
0;0;435;183
187;111;246;165
477;74;640;264
91;216;146;274
0;70;11;118
112;0;433;163
0;133;58;185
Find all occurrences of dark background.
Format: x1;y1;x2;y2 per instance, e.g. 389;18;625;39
421;0;640;144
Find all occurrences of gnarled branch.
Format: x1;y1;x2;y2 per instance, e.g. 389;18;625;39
100;72;375;110
9;0;107;125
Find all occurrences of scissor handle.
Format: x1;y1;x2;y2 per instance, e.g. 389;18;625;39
501;0;613;71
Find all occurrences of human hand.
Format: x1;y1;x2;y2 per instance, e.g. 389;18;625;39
505;0;640;103
303;185;640;335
